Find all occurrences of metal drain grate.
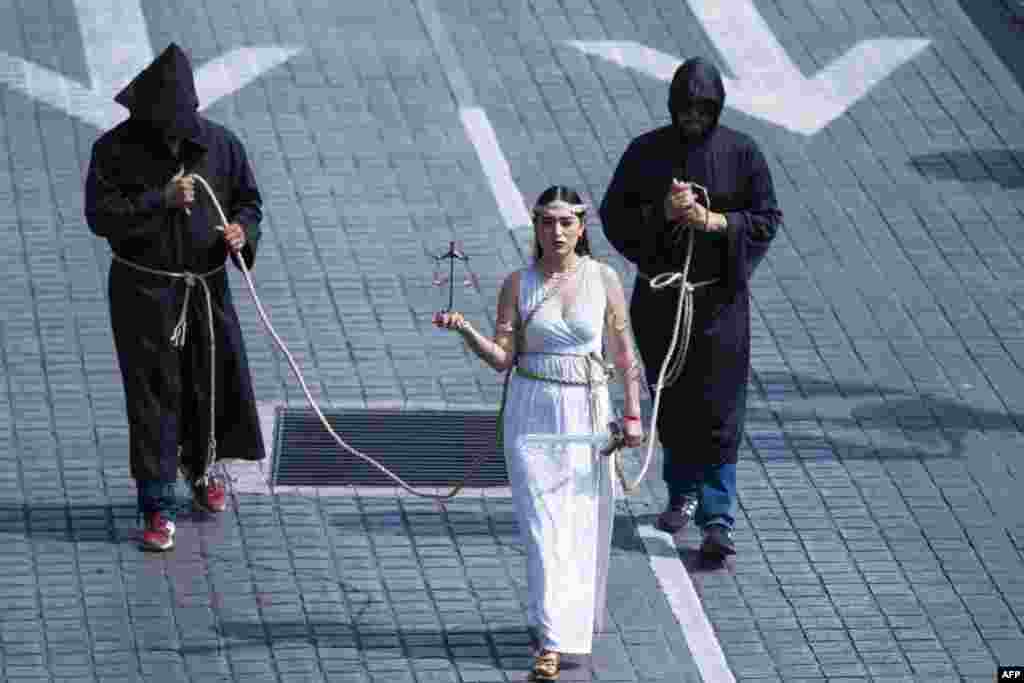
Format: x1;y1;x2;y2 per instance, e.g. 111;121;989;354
272;407;507;487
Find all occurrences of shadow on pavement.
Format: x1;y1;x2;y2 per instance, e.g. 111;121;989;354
958;0;1024;92
177;623;598;679
908;149;1024;188
751;371;1024;461
0;499;232;545
3;375;1017;554
676;543;734;576
752;369;892;400
624;512;734;575
0;503;137;545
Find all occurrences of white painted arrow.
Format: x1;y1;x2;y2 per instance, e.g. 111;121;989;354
0;0;301;130
567;0;930;135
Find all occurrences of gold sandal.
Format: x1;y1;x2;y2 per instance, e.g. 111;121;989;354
530;650;560;681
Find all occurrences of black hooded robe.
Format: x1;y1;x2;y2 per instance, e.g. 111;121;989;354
599;58;781;469
84;44;265;482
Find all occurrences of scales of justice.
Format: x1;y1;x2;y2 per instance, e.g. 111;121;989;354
429;241;626;458
432;240;477;312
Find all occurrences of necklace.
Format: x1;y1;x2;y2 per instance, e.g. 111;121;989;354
540;256;584;281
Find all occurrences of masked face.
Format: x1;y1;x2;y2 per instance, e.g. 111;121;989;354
164;133;183;156
674;98;717;139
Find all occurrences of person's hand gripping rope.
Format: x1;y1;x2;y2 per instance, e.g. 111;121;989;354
165;167;246;251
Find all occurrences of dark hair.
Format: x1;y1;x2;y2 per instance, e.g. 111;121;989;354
532;186;592;261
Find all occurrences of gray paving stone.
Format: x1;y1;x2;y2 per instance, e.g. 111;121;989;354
5;0;1024;681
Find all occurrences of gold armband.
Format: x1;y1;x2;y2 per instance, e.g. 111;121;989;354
607;308;629;333
494;318;516;347
495;318;516;334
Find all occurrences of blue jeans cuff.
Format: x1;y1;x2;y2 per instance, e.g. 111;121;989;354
669;488;698;506
701;516;733;531
137;480;177;519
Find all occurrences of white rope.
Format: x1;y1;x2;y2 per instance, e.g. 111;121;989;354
616;183;716;493
191;173;714;499
191;173;492;501
108;256;224;486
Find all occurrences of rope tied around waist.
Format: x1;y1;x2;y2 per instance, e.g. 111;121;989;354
170;271;198;348
112;253;226;482
512;352;641;493
513;351;612;385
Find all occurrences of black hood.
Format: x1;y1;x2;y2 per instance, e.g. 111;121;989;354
667;57;725;142
115;43;201;140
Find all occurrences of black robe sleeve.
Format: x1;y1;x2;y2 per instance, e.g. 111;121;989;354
84;142;168;245
224;132;263;271
599;139;671;272
722;142;781;293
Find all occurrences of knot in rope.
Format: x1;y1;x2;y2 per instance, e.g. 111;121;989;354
170;273;199;348
649;271;705;294
644;268;718;391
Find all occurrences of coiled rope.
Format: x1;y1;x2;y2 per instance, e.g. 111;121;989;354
616;183;717;493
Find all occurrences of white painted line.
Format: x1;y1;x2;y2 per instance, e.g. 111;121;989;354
637;524;735;683
194;46;304;108
240;407;732;683
414;0;530;232
414;0;474;107
460;106;532;231
0;0;301;129
568;0;930;136
76;0;154;94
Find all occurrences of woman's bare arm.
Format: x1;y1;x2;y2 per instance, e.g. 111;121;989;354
451;271;520;372
601;264;643;419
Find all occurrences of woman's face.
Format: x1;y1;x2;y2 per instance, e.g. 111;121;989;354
535;207;583;258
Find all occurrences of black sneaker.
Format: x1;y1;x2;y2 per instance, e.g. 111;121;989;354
700;524;736;559
655;497;697;533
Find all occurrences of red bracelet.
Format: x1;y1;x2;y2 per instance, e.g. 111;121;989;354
622;415;642;422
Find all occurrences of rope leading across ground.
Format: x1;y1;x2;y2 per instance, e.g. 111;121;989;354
193;173;707;499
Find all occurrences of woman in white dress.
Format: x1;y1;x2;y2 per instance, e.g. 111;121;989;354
433;186;644;681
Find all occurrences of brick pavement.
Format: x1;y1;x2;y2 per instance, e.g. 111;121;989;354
1;0;1024;681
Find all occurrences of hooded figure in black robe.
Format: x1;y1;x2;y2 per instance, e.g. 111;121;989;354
85;44;265;523
600;58;781;556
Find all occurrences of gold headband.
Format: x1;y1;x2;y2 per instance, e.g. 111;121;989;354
531;199;588;215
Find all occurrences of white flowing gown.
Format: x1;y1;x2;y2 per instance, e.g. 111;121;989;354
503;256;616;655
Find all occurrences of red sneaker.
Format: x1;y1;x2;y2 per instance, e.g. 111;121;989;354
192;477;227;513
141;512;175;551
